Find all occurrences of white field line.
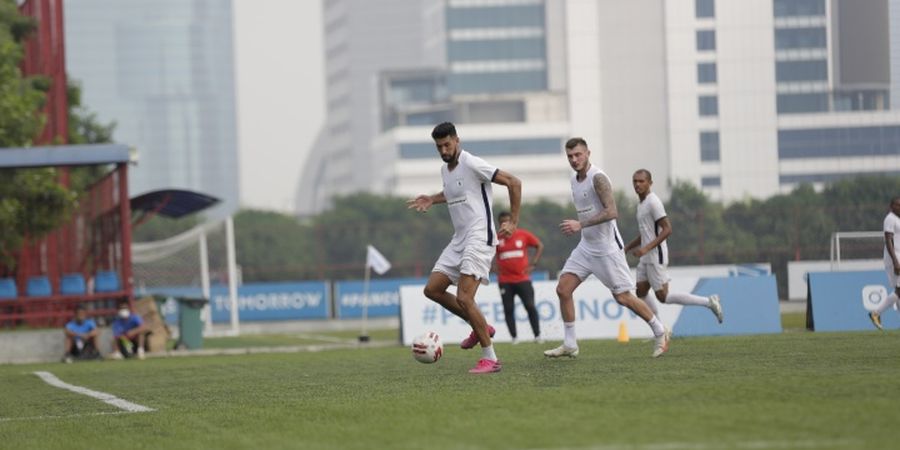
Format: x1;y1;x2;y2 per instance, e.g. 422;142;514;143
32;371;155;413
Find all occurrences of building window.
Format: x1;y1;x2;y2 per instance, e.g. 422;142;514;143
448;38;546;62
400;137;563;159
699;95;718;116
696;30;716;51
780;171;900;184
774;27;827;50
697;63;717;84
778;125;900;159
448;70;547;95
776;93;829;114
775;60;828;82
696;0;715;18
700;131;720;161
773;0;825;17
447;4;545;29
701;176;721;187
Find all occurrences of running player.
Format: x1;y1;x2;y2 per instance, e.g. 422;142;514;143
868;196;900;330
625;169;723;322
407;122;522;373
544;138;671;359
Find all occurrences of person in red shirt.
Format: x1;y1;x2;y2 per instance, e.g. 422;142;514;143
495;211;544;344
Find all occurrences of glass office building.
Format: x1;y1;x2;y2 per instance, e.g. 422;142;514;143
445;0;549;95
65;0;239;217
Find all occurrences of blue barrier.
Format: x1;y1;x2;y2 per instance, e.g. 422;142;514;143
672;275;782;336
400;274;782;344
334;271;550;319
335;277;426;319
147;281;330;324
808;270;899;332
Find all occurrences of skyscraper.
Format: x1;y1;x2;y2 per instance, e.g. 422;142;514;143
295;0;445;216
444;0;566;95
299;0;570;215
65;0;240;217
570;0;900;201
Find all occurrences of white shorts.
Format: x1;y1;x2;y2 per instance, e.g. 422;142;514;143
561;245;635;294
433;241;495;286
636;260;671;291
887;258;900;289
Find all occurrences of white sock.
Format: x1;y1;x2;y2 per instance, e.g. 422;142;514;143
667;292;711;307
481;345;497;361
648;316;665;337
563;322;577;348
641;295;659;315
876;293;900;314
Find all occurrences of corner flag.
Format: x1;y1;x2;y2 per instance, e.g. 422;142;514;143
366;245;392;275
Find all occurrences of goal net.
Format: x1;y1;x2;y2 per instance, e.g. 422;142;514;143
132;217;241;336
829;231;885;270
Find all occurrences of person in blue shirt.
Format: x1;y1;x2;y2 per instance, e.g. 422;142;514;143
110;300;149;360
63;305;101;363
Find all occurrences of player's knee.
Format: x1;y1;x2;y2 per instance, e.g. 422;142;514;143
423;286;442;301
655;291;668;303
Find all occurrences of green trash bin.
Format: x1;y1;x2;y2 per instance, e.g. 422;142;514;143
174;297;208;350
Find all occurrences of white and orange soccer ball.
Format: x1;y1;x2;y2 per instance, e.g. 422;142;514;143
411;331;443;364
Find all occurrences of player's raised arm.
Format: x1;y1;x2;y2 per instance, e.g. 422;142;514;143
406;192;446;212
492;169;521;237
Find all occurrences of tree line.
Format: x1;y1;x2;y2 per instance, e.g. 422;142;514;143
134;175;900;299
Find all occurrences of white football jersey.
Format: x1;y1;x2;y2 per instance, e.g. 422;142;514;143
570;164;624;256
442;150;499;250
636;192;669;265
884;211;900;263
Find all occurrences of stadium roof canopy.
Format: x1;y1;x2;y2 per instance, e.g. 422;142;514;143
0;144;130;168
130;189;220;219
0;144;218;220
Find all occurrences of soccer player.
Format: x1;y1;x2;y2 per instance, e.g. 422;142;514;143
407;122;522;374
544;138;670;359
495;211;544;344
63;305;101;363
868;196;900;330
624;169;723;322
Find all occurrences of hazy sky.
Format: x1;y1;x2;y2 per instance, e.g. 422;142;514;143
233;0;324;213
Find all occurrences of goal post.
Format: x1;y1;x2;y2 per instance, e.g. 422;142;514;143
829;231;884;270
132;216;240;337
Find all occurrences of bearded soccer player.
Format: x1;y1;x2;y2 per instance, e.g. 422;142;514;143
407;122;522;374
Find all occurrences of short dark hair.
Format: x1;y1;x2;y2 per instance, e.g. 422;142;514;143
498;211;512;221
634;168;653;181
117;300;130;308
431;122;457;140
74;305;86;313
565;137;587;150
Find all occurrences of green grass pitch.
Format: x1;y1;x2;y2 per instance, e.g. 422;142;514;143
1;330;899;449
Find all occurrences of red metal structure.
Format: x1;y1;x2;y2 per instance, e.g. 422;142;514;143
0;0;133;327
19;0;68;145
0;146;134;327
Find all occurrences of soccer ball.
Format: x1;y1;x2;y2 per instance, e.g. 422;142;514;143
411;331;443;364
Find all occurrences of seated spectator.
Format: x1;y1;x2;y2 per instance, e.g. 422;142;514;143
110;300;149;360
63;305;101;363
